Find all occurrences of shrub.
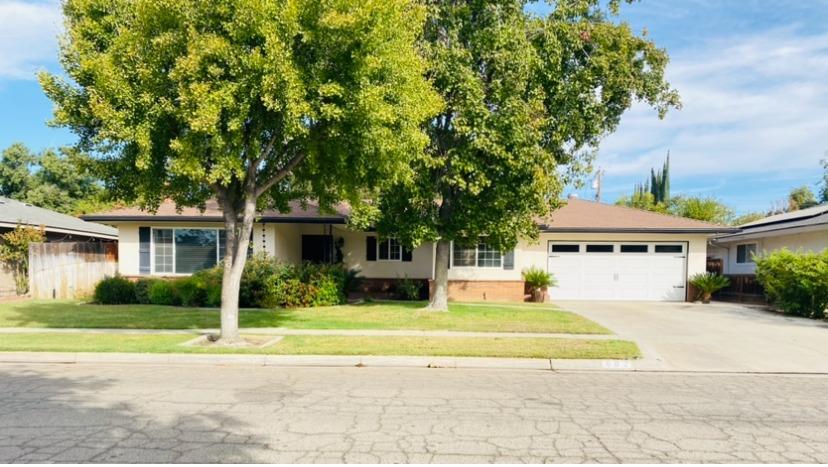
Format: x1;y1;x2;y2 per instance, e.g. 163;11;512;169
265;278;316;308
396;277;421;300
175;276;207;307
755;249;828;319
134;278;161;304
240;254;286;308
94;276;136;304
689;272;730;303
148;280;180;306
193;267;223;307
522;267;556;289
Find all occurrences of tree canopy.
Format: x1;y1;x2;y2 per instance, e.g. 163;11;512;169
40;0;441;341
369;0;679;309
787;185;818;211
0;143;109;215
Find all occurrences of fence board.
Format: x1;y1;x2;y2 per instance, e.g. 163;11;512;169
28;242;118;299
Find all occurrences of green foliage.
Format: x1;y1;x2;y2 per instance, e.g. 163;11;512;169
0;143;112;215
265;279;316;308
649;153;671;204
374;0;679;256
669;196;733;225
395;277;422;301
0;225;45;294
731;211;766;226
192;268;223;308
93;276;137;305
788;186;818;211
755;249;828;319
175;276;208;307
615;191;669;214
133;278;161;305
820;158;828;203
148;281;180;306
239;254;285;308
522;267;557;290
688;272;730;302
40;0;440;225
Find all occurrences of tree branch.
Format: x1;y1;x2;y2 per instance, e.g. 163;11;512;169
254;152;306;197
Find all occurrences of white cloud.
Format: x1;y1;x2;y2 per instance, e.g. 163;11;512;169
597;28;828;179
0;0;62;80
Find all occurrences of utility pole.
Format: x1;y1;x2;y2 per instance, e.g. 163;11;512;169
592;167;605;202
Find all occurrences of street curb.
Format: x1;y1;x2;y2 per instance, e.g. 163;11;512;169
0;351;660;371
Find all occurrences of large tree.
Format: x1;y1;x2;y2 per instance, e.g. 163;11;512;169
371;0;679;310
41;0;440;342
669;196;733;225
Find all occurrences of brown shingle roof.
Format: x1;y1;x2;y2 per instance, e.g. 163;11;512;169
538;198;735;233
82;198;349;223
83;196;736;233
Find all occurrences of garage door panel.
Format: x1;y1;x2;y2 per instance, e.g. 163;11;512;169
547;242;687;302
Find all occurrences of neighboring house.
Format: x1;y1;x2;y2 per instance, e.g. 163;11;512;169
0;197;118;296
709;203;828;276
82;196;734;302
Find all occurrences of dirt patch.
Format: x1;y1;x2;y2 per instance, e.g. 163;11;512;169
180;334;284;349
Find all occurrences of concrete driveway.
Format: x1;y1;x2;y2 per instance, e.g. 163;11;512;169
557;301;828;373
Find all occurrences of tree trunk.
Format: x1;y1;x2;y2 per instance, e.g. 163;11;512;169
428;239;450;311
217;197;256;345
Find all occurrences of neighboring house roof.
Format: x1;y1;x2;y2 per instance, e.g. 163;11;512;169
0;197;118;239
83;197;735;234
538;198;736;234
714;203;828;242
81;198;350;224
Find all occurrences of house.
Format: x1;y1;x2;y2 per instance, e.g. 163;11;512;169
82;196;734;302
0;197;118;296
709;203;828;276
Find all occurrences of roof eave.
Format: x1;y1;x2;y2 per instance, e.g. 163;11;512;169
81;215;347;224
538;226;739;234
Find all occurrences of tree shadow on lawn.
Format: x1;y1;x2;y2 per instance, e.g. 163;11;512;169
0;299;425;330
0;364;269;463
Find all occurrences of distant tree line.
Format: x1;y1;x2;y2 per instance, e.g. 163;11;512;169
616;153;827;226
0;143;115;215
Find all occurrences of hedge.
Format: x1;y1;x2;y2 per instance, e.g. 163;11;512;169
755;249;828;319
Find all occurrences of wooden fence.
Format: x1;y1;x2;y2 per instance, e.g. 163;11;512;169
29;242;118;299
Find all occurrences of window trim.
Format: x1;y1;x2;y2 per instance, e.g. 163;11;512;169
585;243;615;253
377;237;403;262
736;242;757;264
550;243;581;254
450;240;504;268
150;227;224;276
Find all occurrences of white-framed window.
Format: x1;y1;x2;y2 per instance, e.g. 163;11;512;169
152;228;225;275
736;243;757;264
377;238;402;261
452;239;502;268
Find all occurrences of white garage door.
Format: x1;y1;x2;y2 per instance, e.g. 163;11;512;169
547;242;687;301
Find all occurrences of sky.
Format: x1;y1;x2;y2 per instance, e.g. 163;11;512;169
1;1;827;214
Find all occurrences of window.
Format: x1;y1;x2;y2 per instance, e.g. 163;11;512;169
620;244;648;253
736;243;757;264
586;244;614;253
655;244;683;253
551;244;580;253
378;238;402;261
152;228;223;274
477;241;502;268
452;242;476;267
153;229;173;273
452;239;503;267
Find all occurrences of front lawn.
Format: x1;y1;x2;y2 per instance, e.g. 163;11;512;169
0;333;638;359
0;300;609;334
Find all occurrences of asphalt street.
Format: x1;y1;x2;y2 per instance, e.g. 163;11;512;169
1;363;827;463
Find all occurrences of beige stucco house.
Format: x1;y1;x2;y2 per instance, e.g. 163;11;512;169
83;197;733;302
709;203;828;276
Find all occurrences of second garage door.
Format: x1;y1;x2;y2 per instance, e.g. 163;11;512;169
547;242;687;301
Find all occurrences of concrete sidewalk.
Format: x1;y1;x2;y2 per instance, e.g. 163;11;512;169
0;327;618;339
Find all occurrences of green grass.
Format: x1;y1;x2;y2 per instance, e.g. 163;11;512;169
0;333;639;359
0;300;609;334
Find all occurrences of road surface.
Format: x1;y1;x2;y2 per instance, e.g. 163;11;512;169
1;363;826;463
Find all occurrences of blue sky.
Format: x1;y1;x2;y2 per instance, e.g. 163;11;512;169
1;0;827;214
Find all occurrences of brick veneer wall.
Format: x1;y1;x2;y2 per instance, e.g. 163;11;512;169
432;280;527;302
